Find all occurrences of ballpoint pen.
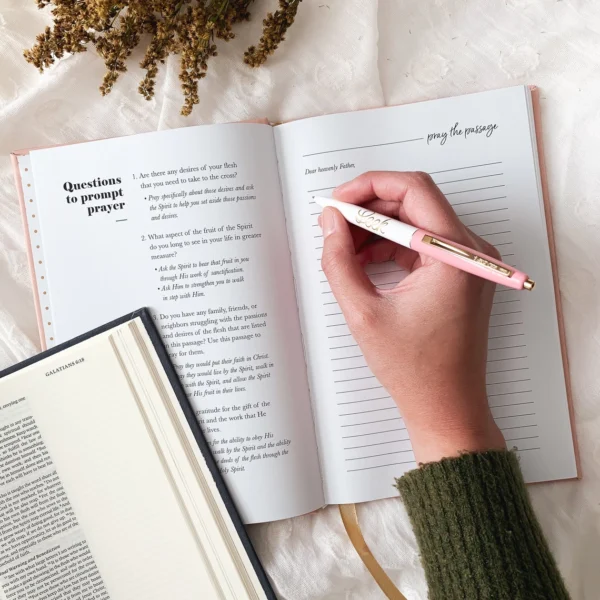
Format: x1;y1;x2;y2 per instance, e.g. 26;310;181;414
314;196;535;291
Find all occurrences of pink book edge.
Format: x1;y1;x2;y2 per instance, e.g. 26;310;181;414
11;150;47;351
529;86;581;480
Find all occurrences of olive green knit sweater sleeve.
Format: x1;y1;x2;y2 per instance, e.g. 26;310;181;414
396;450;570;600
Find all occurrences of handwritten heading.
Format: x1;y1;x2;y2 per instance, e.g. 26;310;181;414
427;121;499;146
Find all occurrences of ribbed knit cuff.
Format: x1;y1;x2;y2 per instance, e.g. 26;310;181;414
396;450;570;600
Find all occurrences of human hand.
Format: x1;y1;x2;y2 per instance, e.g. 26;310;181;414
320;171;505;464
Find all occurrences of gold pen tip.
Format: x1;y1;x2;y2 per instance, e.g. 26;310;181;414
523;278;535;291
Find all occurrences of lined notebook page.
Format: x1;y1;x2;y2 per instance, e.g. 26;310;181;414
275;86;577;504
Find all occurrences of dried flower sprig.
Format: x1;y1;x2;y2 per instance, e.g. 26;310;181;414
24;0;303;115
244;0;300;67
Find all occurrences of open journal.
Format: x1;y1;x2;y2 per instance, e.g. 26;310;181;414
12;85;579;525
0;310;275;600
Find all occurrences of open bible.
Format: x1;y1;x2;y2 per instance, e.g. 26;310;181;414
0;310;275;599
12;85;578;524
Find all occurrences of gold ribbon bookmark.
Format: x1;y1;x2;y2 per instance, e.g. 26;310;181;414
339;504;407;600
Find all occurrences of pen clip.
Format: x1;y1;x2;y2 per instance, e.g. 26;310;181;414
421;235;513;277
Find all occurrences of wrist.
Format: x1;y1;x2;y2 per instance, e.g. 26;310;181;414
391;386;505;464
407;416;506;464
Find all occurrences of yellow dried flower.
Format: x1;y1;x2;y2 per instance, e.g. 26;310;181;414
24;0;303;115
244;0;300;68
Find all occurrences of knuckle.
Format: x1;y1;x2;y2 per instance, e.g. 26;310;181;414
346;303;379;334
412;171;435;187
359;170;384;185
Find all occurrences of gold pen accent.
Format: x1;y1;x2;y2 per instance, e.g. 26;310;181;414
523;278;535;291
422;235;513;277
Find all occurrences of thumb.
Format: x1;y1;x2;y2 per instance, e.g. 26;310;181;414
320;207;376;313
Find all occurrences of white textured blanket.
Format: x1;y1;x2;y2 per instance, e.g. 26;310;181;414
1;1;599;598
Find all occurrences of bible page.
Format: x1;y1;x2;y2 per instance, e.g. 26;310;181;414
27;124;323;523
274;86;577;505
0;394;111;600
0;333;259;599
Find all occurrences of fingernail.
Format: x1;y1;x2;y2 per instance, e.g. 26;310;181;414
322;207;336;237
318;214;322;228
333;181;350;195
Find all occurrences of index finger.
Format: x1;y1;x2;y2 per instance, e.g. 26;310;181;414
333;171;466;241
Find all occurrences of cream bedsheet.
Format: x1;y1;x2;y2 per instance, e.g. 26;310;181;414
1;1;599;598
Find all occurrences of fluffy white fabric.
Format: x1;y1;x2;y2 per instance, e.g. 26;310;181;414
1;1;599;598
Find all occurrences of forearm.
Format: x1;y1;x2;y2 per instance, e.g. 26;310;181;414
396;450;570;600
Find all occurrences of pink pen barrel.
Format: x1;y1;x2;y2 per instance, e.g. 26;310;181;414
411;230;532;291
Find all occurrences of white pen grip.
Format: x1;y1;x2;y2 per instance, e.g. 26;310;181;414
313;196;418;249
380;219;418;248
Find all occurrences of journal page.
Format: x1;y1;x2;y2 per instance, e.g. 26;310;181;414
274;86;577;504
27;124;323;523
